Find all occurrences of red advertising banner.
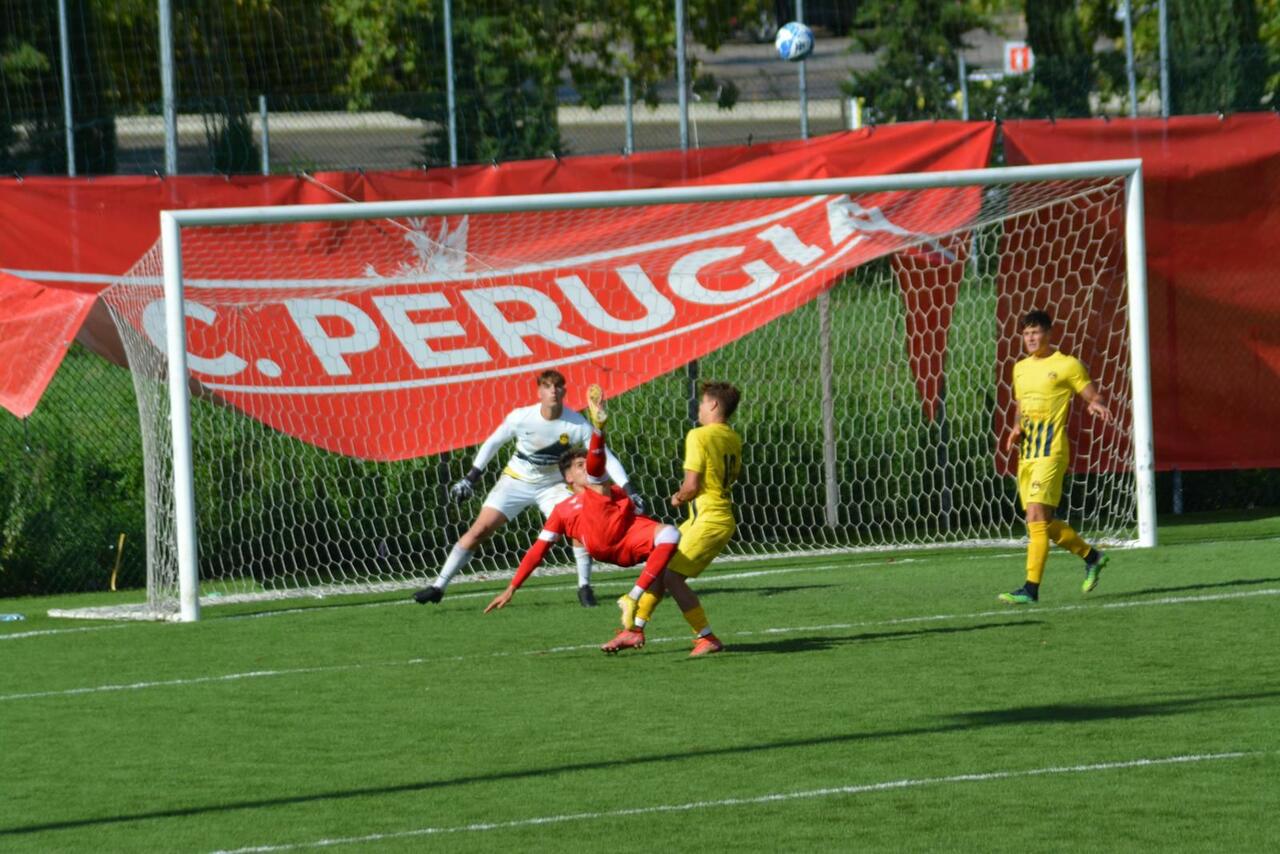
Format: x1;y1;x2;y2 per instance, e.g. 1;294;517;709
2;123;995;458
0;272;98;418
1003;113;1280;470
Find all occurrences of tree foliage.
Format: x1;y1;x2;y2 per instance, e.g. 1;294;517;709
846;0;989;124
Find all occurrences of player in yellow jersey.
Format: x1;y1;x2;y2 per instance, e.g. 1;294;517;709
602;381;743;657
999;310;1112;604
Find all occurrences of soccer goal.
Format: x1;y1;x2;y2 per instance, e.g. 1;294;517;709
61;159;1154;622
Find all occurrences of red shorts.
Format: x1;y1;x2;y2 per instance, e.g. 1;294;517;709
590;517;662;568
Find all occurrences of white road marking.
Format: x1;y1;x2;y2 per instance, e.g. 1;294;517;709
210;751;1264;852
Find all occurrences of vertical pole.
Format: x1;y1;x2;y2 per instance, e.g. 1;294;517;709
1123;0;1139;117
258;94;269;175
958;53;970;120
819;287;839;529
1158;0;1170;118
1171;468;1183;514
797;0;809;140
443;0;458;167
1124;165;1157;547
624;76;634;155
158;0;178;175
675;0;689;151
57;0;76;176
160;212;200;621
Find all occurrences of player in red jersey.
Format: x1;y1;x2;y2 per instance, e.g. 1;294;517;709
484;386;680;614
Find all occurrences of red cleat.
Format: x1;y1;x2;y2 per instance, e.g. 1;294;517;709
689;634;724;657
601;628;645;654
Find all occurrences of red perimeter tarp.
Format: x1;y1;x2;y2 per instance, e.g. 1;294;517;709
0;272;97;418
1003;113;1280;470
0;122;996;454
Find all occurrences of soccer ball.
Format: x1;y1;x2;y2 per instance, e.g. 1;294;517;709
774;22;814;62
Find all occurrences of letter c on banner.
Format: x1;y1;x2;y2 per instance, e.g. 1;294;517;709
142;299;248;377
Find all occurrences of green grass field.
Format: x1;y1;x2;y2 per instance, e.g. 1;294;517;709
3;510;1278;852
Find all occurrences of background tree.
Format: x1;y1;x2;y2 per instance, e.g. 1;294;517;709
1165;0;1266;113
845;0;988;124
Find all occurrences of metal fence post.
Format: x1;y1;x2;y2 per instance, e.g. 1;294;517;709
1123;0;1139;117
158;0;178;174
797;0;809;141
676;0;689;151
958;53;970;121
624;76;634;155
57;0;76;176
444;0;458;167
1159;0;1170;117
258;94;270;175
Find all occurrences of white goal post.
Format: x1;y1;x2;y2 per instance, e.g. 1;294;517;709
70;159;1154;622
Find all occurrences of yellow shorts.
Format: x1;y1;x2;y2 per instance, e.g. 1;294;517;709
666;513;735;578
1017;456;1065;510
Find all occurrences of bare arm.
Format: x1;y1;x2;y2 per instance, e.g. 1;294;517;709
1079;382;1112;422
1003;399;1023;453
670;469;702;507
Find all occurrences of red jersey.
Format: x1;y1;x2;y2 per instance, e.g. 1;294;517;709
510;486;663;589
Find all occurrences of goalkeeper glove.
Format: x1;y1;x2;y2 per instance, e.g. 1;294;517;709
623;483;647;515
450;468;483;502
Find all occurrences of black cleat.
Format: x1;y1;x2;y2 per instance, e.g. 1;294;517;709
413;585;444;605
578;584;598;607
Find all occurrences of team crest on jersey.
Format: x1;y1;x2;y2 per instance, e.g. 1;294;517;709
1031;480;1042;492
1046;372;1058;382
559;433;570;445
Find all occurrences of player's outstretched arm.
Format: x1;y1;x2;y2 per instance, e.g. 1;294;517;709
484;533;556;613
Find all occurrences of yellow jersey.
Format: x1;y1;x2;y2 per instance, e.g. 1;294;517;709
1012;350;1091;461
682;422;742;523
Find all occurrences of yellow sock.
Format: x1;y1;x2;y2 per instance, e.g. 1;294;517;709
1026;521;1049;584
636;591;662;626
681;605;709;636
1047;519;1092;559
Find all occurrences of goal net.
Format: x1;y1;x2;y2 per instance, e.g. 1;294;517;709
72;162;1153;621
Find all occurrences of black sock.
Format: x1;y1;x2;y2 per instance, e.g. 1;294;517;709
1024;581;1040;597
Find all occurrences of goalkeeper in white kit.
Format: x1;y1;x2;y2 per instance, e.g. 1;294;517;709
412;369;643;608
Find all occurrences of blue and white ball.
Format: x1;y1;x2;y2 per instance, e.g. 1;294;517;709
774;21;814;62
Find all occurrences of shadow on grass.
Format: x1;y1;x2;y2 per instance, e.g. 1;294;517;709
7;686;1277;837
712;620;1041;655
1101;576;1280;600
698;582;842;599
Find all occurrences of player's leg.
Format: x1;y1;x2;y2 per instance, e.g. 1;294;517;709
999;459;1057;604
617;524;679;630
535;482;597;607
666;519;732;655
1045;519;1108;593
662;570;722;657
414;505;509;603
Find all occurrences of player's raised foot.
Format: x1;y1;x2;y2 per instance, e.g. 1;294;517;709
586;383;608;429
1082;549;1108;594
601;628;645;654
997;585;1038;605
689;634;724;657
616;594;637;630
412;585;444;605
578;584;598;607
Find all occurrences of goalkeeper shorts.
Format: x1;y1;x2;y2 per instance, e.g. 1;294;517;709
483;475;572;519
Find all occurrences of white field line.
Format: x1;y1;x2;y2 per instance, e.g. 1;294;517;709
0;552;988;640
3;585;1277;704
211;751;1265;853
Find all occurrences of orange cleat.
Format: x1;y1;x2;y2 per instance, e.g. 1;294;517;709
689;634;724;657
601;628;645;654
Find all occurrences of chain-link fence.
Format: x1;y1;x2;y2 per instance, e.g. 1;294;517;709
4;1;1278;176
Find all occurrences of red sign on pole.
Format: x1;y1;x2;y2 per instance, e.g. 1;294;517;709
1004;41;1035;75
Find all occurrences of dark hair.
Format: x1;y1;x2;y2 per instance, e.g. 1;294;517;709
558;448;587;476
537;369;567;387
701;381;741;420
1019;310;1053;332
